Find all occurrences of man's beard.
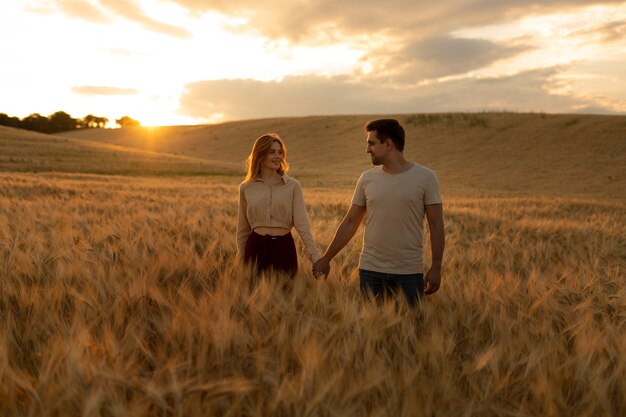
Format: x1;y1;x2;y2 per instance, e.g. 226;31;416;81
371;155;383;165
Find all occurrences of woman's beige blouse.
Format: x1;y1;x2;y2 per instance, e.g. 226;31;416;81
237;174;322;263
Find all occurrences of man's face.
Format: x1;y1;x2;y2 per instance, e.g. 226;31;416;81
366;131;388;165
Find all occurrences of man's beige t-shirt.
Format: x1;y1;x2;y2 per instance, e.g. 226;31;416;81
351;163;441;274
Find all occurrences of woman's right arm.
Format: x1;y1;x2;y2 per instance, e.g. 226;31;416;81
236;184;251;258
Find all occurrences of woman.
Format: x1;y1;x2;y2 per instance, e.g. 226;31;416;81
236;133;321;277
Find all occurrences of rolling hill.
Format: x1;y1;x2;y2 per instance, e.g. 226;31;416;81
0;125;239;177
58;113;626;198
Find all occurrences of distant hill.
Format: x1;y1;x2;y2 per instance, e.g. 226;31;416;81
0;125;239;177
58;113;626;198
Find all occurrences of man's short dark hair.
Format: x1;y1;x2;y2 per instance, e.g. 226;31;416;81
365;119;405;152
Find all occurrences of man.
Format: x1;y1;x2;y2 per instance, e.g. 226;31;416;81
313;119;445;304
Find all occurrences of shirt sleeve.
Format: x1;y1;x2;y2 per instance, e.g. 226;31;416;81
351;173;366;206
236;183;251;257
291;180;322;263
425;171;442;205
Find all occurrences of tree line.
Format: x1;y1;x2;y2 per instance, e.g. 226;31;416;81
0;111;140;134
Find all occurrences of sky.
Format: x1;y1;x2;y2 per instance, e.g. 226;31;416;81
1;0;625;126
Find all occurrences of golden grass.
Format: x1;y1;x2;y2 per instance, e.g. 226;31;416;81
1;172;624;416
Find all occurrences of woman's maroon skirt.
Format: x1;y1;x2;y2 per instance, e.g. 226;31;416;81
244;231;298;277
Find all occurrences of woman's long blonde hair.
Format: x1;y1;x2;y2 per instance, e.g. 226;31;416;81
245;133;289;181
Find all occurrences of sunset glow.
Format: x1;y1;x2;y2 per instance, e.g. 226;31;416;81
1;1;624;126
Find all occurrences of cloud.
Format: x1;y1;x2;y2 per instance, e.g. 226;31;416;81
169;0;624;41
365;35;531;82
179;76;381;120
20;1;625;122
405;67;583;112
99;0;191;38
72;86;138;95
166;1;618;87
56;0;110;23
43;0;191;38
573;19;626;43
102;47;138;56
36;1;626;46
178;67;607;121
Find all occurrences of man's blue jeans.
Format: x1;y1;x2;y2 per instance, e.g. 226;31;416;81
359;269;424;305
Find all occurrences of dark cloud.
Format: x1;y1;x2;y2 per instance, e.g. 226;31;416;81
72;86;138;95
178;67;604;121
365;35;531;82
404;67;583;112
406;36;527;70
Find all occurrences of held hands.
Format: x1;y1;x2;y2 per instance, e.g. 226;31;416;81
424;265;441;295
312;256;330;279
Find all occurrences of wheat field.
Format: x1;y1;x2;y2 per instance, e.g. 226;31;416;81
1;167;624;416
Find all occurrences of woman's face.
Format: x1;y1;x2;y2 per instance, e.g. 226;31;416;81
262;141;283;172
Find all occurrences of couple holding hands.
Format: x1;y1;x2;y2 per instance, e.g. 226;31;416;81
236;119;445;305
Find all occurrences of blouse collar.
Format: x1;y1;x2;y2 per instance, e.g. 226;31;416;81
251;173;289;184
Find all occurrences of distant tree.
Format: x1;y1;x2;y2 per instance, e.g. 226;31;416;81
94;116;108;128
81;114;109;128
0;113;20;128
82;114;97;128
115;116;140;128
20;113;50;133
48;111;78;132
1;110;111;133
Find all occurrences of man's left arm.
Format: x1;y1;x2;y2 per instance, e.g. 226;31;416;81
424;203;445;295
